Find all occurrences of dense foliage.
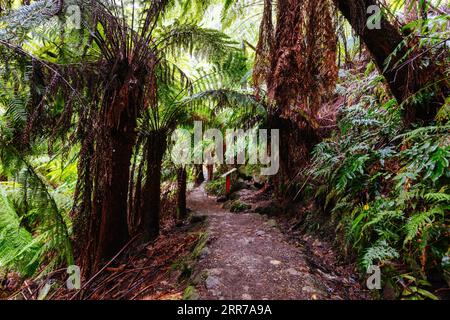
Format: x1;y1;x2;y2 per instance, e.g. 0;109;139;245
307;67;449;299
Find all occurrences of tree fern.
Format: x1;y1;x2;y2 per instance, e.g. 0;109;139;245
0;140;73;276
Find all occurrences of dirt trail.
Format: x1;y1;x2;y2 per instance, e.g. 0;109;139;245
188;186;369;300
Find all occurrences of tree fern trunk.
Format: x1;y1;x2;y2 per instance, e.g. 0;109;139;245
139;132;167;242
207;164;214;181
79;67;141;276
194;164;204;186
268;113;320;197
92;122;133;268
177;166;187;220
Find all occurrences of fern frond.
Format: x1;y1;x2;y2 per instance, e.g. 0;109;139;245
403;207;445;245
157;21;238;61
424;192;450;203
361;240;399;272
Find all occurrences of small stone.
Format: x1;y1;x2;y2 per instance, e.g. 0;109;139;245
238;237;253;245
270;260;282;266
206;276;221;290
242;293;252;300
287;268;301;276
208;268;223;276
267;219;277;228
313;239;323;247
302;286;318;294
256;231;265;237
199;247;210;259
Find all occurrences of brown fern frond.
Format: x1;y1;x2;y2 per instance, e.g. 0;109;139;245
266;0;338;125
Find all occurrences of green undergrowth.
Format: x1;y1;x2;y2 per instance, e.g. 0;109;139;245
171;231;208;281
171;231;208;300
303;70;450;299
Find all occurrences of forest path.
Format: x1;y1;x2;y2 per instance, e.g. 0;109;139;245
187;186;368;300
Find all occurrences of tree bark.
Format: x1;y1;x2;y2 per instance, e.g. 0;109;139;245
78;66;142;276
177;166;187;220
194;164;204;186
92;120;133;268
268;113;320;196
139;132;167;241
335;0;447;125
207;164;214;181
265;0;326;194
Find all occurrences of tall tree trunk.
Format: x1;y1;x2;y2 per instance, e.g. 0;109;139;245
207;164;214;181
139;132;167;241
78;67;142;276
335;0;447;125
268;113;320;196
92;119;134;267
194;164;204;186
265;0;333;194
177;166;187;220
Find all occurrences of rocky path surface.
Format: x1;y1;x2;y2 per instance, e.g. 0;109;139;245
188;186;369;300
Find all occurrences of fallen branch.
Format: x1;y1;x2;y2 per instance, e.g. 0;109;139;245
70;235;140;300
